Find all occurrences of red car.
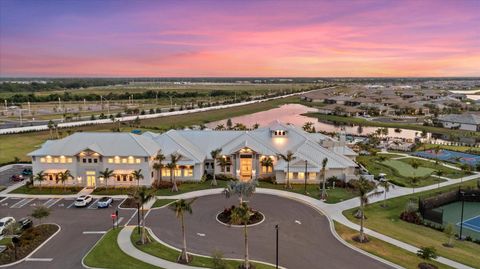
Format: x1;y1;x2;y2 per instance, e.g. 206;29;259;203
10;174;24;181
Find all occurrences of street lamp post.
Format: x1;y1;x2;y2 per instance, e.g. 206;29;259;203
459;191;465;239
275;224;279;269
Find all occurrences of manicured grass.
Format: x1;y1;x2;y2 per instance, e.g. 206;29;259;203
356;155;464;187
91;187;134;195
305;113;480;138
0;96;300;165
258;181;358;204
343;180;480;269
0;237;11;245
9;185;83;195
334;221;453;269
83;228;161;269
151;199;176;208
382;159;435;177
132;228;275;269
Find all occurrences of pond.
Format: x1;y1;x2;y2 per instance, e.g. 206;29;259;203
207;104;432;141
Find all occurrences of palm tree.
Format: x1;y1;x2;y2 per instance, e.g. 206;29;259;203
225;180;258;205
259;157;273;175
353;177;378;243
320;158;328;200
210;148;222;186
133;186;155;244
47;120;54;139
378;179;394;208
278;151;296;189
230;202;253;269
215;124;225;130
33;171;45;189
218;156;232;174
154;151;166;183
99;168;114;189
170;199;195;263
56;170;72;191
302;122;314;132
434;146;441;165
434;170;444;189
131;169;144;189
410;159;420;194
168;154;182;192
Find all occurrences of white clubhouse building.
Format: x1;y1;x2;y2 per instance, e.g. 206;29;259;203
28;121;358;188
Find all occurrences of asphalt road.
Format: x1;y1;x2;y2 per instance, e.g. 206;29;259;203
147;194;393;269
0;165;31;189
0;196;136;269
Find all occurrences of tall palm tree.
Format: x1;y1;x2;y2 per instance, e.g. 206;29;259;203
378;179;394;208
278;151;296;189
218;156;232;174
47;120;54;139
170;199;195;263
168;154;181;192
133;186;155;244
56;170;72;191
210;148;222;186
131;169;144;189
225;180;258;205
99;168;114;189
320;158;328;200
260;157;274;175
33;171;45;189
154;151;166;183
410;160;420;194
353;177;378;243
231;202;253;269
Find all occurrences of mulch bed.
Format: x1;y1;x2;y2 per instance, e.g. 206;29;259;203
0;224;59;265
119;198;138;209
217;206;264;226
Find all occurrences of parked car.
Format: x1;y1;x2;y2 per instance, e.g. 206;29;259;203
0;217;16;235
17;217;33;231
74;195;93;207
21;168;33;176
10;174;24;182
97;197;113;208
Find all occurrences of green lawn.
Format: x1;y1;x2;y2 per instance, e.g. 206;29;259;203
0;237;11;245
83;228;161;269
91;187;135;195
9;185;83;195
258;181;358;204
343;180;480;269
132;228;275;269
357;155;465;187
334;221;453;269
151;199;176;208
154;180;229;196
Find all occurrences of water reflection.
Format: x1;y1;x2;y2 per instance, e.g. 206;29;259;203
207;104;428;140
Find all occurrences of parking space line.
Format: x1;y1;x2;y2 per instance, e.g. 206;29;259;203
114;217;124;226
66;200;76;208
125;210;138;226
43;198;60;208
83;231;107;234
87;199;99;209
0;197;8;203
10;198;34;208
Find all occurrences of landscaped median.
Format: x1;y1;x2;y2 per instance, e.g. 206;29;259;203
0;224;60;266
343;180;480;269
83;226;277;269
9;185;83;195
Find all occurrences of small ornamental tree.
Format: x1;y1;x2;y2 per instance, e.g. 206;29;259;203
31;206;51;224
443;224;455;248
417;246;438;269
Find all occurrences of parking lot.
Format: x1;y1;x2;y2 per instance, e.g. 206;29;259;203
0;165;31;189
0;196;137;269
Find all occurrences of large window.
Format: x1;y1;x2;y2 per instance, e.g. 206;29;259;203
261;166;273;173
308;172;317;180
174;168;182;177
184;166;193;177
162;168;171;177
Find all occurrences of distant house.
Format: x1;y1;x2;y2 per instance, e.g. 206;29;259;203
437;113;480;131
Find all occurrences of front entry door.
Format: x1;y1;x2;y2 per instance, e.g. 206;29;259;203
86;171;96;188
239;155;252;181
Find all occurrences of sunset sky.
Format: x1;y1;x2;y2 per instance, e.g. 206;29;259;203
0;0;479;77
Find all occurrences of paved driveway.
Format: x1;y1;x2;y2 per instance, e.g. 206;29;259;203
0;197;135;269
147;194;392;269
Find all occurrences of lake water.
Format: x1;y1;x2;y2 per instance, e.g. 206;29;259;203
207;104;428;141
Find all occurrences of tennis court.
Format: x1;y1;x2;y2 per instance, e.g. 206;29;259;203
433;201;480;240
412;149;480;166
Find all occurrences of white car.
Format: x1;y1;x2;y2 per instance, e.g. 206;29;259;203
74;195;93;207
97;197;113;208
0;217;16;235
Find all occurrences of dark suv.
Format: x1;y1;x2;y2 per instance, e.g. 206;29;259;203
17;218;33;231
